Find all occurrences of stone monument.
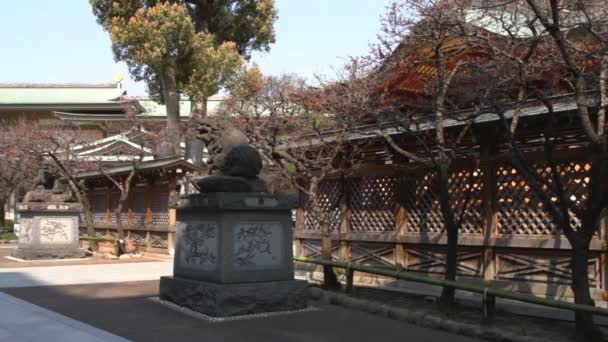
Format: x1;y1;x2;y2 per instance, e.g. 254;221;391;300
12;161;87;260
159;120;307;317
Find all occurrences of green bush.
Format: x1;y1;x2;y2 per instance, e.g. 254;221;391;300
0;232;17;240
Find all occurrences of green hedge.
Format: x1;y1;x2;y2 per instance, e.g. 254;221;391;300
0;232;17;240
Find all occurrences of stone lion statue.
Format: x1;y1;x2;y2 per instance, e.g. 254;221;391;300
194;119;266;193
23;160;74;203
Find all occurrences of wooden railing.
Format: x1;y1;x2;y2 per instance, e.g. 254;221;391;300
295;256;608;324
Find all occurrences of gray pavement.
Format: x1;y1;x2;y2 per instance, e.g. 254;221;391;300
0;260;172;288
1;280;481;342
0;292;128;342
0;255;480;341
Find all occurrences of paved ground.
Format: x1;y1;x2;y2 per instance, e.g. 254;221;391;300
0;292;128;341
0;281;481;342
0;260;172;288
0;246;163;268
0;246;480;342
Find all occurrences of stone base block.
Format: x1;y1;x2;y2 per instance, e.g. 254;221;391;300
159;276;308;317
11;248;88;260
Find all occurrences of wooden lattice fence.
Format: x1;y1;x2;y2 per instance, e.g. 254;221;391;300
294;158;608;300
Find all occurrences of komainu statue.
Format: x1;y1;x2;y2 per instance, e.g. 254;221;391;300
23;160;74;203
194;118;267;193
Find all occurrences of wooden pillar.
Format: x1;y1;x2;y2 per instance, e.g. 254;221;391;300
145;186;153;252
480;135;498;282
146;189;153;225
339;176;352;263
105;190;112;223
395;203;408;271
127;230;132;251
168;175;178;254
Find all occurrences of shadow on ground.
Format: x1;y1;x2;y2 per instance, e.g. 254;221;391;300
0;280;480;342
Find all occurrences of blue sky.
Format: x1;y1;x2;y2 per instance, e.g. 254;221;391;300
0;0;391;95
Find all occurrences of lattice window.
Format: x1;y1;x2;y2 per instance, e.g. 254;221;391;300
150;232;169;248
151;192;170;226
132;190;148;227
548;161;589;230
404;168;483;234
448;169;484;234
94;228;106;238
348;176;397;232
495;161;589;235
304;180;342;231
404;172;444;233
497;164;556;235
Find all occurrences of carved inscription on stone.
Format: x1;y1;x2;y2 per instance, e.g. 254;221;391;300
179;221;218;271
39;218;73;244
232;222;282;269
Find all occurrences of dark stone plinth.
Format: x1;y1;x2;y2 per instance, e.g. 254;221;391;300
13;202;86;260
159;276;308;317
11;248;88;260
173;192;297;284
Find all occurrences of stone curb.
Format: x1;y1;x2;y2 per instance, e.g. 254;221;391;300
308;287;543;342
0;240;17;244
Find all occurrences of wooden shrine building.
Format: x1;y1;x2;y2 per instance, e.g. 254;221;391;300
77;157;201;255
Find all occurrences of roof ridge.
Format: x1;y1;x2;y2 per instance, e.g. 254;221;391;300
0;82;119;89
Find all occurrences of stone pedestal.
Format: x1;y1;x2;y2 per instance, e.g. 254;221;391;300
12;202;87;260
160;192;307;317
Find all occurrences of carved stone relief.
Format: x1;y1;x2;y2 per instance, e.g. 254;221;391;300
39;218;73;244
232;222;282;269
179;221;218;271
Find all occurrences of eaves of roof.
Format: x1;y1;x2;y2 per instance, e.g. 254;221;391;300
0;86;125;106
53;111;190;122
0;103;124;111
282;97;581;149
77;157;202;179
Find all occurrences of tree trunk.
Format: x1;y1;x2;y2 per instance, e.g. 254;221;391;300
80;194;98;252
160;67;181;158
67;181;98;252
318;208;340;289
571;237;603;341
114;202;126;256
186;99;208;166
437;162;458;305
321;224;341;289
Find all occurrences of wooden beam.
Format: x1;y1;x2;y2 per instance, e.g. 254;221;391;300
293;230;607;251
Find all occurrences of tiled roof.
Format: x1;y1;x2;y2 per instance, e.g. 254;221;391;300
0;83;125;105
